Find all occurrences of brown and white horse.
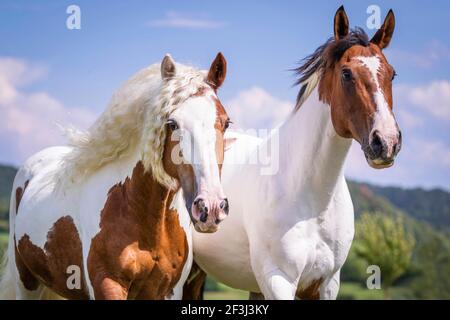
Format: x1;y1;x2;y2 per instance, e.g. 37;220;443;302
184;7;401;299
0;53;232;299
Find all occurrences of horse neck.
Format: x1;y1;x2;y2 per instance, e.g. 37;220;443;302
275;88;352;211
107;154;176;233
128;161;175;225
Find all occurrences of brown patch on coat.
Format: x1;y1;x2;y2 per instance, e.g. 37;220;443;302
15;180;29;213
182;261;207;300
14;235;40;291
16;216;89;299
87;161;189;300
14;179;40;291
296;278;323;300
191;86;209;98
213;97;229;170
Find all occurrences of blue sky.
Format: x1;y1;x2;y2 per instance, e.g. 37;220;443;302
0;0;450;191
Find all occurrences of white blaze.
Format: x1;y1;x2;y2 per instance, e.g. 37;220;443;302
170;95;222;195
355;56;398;148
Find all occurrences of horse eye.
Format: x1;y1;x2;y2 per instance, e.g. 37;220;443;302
392;70;397;81
342;69;353;82
224;119;232;130
166;119;179;131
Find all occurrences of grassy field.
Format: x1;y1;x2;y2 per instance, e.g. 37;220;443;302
338;282;385;300
203;279;386;300
204;283;248;300
0;232;8;256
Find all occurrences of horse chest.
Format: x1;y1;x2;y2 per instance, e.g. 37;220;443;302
278;203;353;289
105;236;183;300
87;164;189;299
308;214;353;273
281;222;335;276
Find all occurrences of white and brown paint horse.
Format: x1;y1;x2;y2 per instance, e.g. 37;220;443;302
184;7;401;300
0;53;232;299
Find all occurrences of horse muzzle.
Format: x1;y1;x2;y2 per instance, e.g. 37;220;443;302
191;195;229;233
363;130;402;169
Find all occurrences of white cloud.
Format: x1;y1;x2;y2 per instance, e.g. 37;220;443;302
397;109;423;128
147;12;225;29
409;137;450;167
389;40;450;69
0;57;95;163
225;86;293;130
407;80;450;119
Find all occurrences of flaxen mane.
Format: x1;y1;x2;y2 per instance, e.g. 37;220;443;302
293;27;369;110
59;61;211;190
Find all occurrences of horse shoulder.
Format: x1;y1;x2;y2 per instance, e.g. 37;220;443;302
77;158;139;297
327;177;355;268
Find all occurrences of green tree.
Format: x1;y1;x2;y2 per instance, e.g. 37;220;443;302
354;212;415;298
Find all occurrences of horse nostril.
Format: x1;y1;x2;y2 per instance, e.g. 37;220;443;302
196;199;208;222
220;199;229;214
200;212;208;223
395;131;402;155
393;140;401;155
196;198;206;210
370;131;384;157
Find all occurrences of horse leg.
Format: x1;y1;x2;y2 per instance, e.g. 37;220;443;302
319;270;340;300
182;261;207;300
253;266;296;300
264;269;296;300
250;245;298;300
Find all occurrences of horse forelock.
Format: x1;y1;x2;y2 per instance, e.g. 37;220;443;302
58;62;212;190
141;65;215;190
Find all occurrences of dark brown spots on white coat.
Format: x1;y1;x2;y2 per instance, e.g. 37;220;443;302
15;216;88;299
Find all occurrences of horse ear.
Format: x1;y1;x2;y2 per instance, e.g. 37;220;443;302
334;5;350;40
370;10;395;49
161;54;176;80
207;52;227;90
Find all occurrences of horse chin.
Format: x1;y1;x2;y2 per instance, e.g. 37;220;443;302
366;157;394;169
193;222;219;234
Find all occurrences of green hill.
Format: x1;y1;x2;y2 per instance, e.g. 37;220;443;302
363;183;450;234
348;180;450;230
